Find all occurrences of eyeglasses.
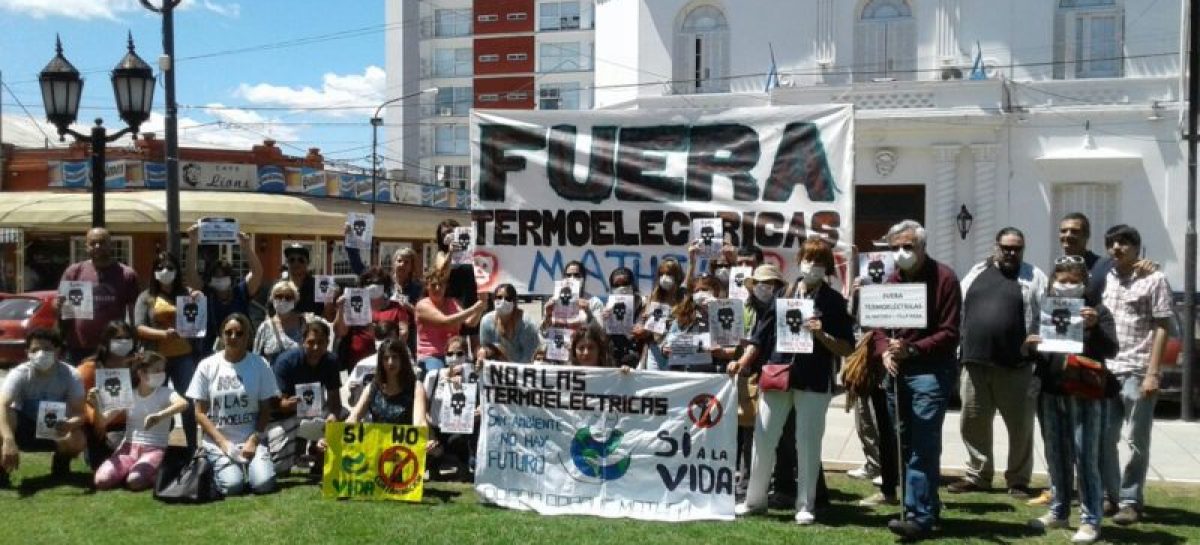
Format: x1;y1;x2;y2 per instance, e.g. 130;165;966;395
1054;255;1086;265
446;351;466;357
711;263;731;269
997;244;1024;254
888;243;916;252
564;272;584;279
222;329;246;339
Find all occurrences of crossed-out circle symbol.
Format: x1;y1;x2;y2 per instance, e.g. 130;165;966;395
377;446;420;490
688;394;723;429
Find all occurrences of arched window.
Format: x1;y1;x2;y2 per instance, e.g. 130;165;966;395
674;5;730;94
854;0;916;82
1055;0;1123;79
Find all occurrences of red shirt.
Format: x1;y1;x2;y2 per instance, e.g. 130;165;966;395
60;261;140;355
344;303;410;369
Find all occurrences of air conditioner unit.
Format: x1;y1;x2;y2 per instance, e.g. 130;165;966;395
940;67;964;81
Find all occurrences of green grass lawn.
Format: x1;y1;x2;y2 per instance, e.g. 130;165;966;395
2;452;1197;545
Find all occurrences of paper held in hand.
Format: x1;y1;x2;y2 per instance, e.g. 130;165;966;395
551;279;581;322
343;287;372;326
345;213;375;251
1038;297;1085;354
668;332;713;367
437;382;477;435
707;299;744;347
314;275;337;303
58;281;93;320
603;294;635;335
296;382;324;418
775;298;815;354
727;266;753;300
95;368;134;411
858;284;928;329
197;217;239;244
175;295;208;338
450;226;474;265
642;302;671;335
691;218;723;258
36;401;67;440
545;327;574;362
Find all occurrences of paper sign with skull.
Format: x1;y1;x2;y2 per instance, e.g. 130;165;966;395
58;281;94;320
345;212;375;251
343;287;372;326
437;381;477;435
175;294;208;338
1038;297;1084;354
546;327;574;363
450;226;475;265
36;401;67;440
552;278;582;322
296;382;324;418
642;302;671;335
95;368;134;411
668;332;713;367
707;298;745;347
775;298;815;354
603;294;635;335
691;218;724;259
858;252;895;285
314;275;336;303
727;266;753;301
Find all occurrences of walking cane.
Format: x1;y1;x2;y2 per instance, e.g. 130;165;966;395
888;330;908;523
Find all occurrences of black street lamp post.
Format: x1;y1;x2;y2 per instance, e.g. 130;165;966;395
370;87;438;216
139;0;183;258
39;35;155;228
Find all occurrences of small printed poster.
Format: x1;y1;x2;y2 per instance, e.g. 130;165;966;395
198;217;239;244
642;302;671;335
668;332;712;367
552;279;582;322
345;213;375;251
858;252;894;285
36;401;67;440
95;368;134;412
707;299;745;347
1038;297;1085;354
175;295;208;339
604;294;635;335
545;327;574;363
728;266;753;300
858;284;928;329
314;275;337;303
450;226;474;265
349;361;377;389
691;218;723;259
775;298;815;354
437;382;477;435
296;382;324;418
58;281;93;320
343;288;372;326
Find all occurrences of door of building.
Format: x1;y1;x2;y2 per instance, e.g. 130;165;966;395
854;184;925;251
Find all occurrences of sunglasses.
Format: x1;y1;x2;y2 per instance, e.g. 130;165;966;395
287;257;308;264
1055;255;1086;265
997;244;1024;254
888;243;916;252
494;295;510;301
446;351;467;357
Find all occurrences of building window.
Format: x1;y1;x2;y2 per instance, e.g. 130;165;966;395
479;93;500;103
507;12;528;21
540;1;584;30
437;165;470;190
854;0;916;82
1056;0;1123;79
506;52;528;62
479;54;500;63
434;9;472;37
477;14;499;22
435;125;469;156
540;41;592;72
673;5;730;94
507;91;528;101
539;82;585;110
1052;183;1117;251
434;48;473;76
70;236;133;266
435;86;472;116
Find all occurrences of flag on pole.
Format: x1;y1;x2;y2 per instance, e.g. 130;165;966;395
764;43;780;92
969;41;987;80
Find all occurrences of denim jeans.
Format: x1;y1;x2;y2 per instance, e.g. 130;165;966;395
1101;373;1157;509
1039;393;1103;526
418;356;445;381
166;353;198;451
886;367;954;530
201;442;276;495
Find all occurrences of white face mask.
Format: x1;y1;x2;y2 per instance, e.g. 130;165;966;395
209;277;232;292
1052;282;1085;298
714;268;730;285
109;338;134;357
753;283;776;303
691;291;713;307
658;275;676;292
273;298;295;315
445;354;464;367
146;372;166;388
366;284;385;300
29;350;56;371
894;249;918;271
800;263;826;286
495;299;514;316
154;269;176;285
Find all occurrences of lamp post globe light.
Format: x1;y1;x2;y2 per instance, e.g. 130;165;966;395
39;34;155;228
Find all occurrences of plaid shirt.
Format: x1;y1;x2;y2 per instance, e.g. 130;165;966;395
1102;269;1173;376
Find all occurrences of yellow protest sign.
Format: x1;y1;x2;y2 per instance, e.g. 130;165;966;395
322;422;427;502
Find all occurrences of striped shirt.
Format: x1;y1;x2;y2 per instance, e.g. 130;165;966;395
1102;269;1173;376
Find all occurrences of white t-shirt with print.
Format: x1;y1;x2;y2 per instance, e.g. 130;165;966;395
126;386;178;447
187;351;280;446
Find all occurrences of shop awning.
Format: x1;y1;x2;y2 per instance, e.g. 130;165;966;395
0;191;467;239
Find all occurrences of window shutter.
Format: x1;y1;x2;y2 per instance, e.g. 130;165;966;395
855;22;886;82
888;19;917;80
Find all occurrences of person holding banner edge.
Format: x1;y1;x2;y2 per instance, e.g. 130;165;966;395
870;220;961;541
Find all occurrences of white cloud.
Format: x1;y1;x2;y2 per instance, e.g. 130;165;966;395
0;0;240;20
234;66;385;118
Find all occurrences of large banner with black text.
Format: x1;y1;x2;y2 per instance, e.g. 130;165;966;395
470;105;854;295
475;362;737;522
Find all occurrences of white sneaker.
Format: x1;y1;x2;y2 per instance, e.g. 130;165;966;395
1071;524;1100;544
1028;512;1069;530
734;503;766;516
847;466;878;480
871;475;883;487
858;492;900;507
794;510;816;525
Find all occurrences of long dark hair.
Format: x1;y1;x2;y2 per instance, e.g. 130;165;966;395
375;338;416;392
435;219;460;254
149;251;187;297
360;265;393;295
92;320;137;366
570;326;612;368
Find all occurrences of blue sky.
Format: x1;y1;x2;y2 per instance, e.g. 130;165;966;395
1;0;388;168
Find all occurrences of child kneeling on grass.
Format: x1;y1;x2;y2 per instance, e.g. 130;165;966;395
92;351;187;491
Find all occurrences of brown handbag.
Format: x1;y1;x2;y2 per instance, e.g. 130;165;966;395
758;363;791;391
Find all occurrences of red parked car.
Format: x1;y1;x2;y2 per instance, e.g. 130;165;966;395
0;291;59;368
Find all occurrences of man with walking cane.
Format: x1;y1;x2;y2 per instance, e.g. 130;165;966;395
867;220;962;541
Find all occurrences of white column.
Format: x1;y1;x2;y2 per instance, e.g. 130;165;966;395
817;0;836;66
971;144;999;262
936;0;961;64
931;145;962;264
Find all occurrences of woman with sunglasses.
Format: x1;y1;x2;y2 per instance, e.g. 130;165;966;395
416;269;486;376
133;251;200;450
78;320;139;469
254;280;309;365
479;284;540;363
188;313;280;495
184;226;264;358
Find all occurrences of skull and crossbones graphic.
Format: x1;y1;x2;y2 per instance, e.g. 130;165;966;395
351;219;367;238
301;388;316;407
349;295;365;314
68;288;84;306
450;390;467;416
717;307;736;330
318;278;331;294
733;272;746;288
103;377;123;398
43;410;59;430
182;302;199;323
553;332;566;349
611;301;627;322
558;285;574;307
1050;308;1072;335
699;225;716;247
785;308;805;334
454;230;471;252
651;306;664;322
867;259;887;284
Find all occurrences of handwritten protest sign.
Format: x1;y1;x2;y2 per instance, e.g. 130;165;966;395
858;284;928;329
322;422;426;502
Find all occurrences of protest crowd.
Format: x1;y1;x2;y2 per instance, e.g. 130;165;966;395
0;210;1173;545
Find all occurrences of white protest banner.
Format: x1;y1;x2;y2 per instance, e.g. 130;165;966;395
858;284;928;329
476;362;737;521
668;332;712;367
691;218;723;259
198;217;239;244
1039;297;1085;354
345;213;375;251
775;299;815;353
438;382;477;435
858;252;894;285
642;302;671;335
707;299;744;347
545;327;574;363
604;294;635;335
727;266;753;301
343;288;372;326
58;281;93;320
551;279;582;322
470;105;854;296
297;382;324;418
37;401;67;440
450;226;474;266
314;275;337;304
95;368;134;411
175;295;207;339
